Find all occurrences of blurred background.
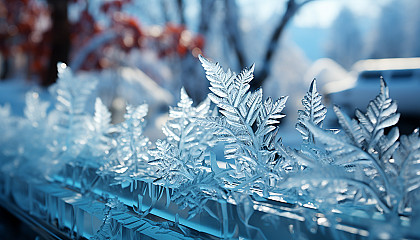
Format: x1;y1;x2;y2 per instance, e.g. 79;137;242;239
1;0;420;134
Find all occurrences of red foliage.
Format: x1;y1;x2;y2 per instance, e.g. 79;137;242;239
153;24;204;58
1;0;205;79
0;0;51;78
71;0;204;71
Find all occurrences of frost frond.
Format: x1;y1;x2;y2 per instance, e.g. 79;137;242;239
149;139;193;186
100;103;151;187
93;98;112;134
394;129;420;211
86;98;114;159
171;169;227;219
199;55;289;194
149;88;214;187
296;79;327;143
303;78;403;212
46;63;99;168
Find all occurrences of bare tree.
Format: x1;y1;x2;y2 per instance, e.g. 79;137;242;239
181;0;315;96
224;0;247;71
252;0;314;89
154;0;315;100
176;0;185;25
199;0;216;33
216;0;315;89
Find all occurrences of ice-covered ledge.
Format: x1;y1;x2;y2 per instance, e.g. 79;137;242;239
1;58;420;239
1;163;417;240
0;168;216;239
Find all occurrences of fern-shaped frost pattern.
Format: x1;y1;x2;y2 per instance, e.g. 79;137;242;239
149;88;213;186
303;78;401;212
291;79;333;168
148;88;227;218
1;55;420;236
199;55;288;194
296;79;327;143
86;98;114;159
100;104;151;188
18;91;51;165
117;104;150;171
24;91;50;127
48;63;98;161
394;129;420;212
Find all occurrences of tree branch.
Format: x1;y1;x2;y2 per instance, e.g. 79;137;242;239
176;0;185;25
251;0;314;90
224;0;248;72
199;0;216;33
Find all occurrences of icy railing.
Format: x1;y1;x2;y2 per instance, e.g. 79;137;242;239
0;57;419;239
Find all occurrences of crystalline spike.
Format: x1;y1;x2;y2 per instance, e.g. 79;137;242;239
296;79;326;143
379;76;389;98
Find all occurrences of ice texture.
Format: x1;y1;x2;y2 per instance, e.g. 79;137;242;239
0;58;419;239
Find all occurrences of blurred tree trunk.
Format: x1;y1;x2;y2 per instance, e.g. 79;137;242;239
0;58;9;80
176;0;185;25
224;0;247;71
251;0;314;90
44;0;70;86
160;0;170;23
199;0;216;33
176;0;216;103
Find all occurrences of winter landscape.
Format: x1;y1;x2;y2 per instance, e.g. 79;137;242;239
1;0;420;239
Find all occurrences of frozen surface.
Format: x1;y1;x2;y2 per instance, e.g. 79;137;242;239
0;59;419;239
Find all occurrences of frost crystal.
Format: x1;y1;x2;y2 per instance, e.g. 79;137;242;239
149;88;214;186
302;78;407;213
148;88;226;218
91;198;127;240
84;98;115;161
48;63;98;165
394;128;420;212
19;91;50;167
296;79;327;144
199;55;288;195
117;104;150;170
1;55;420;239
171;170;227;220
100;104;151;189
24;91;50;128
291;79;333;168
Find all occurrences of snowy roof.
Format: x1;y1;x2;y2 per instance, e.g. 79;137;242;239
352;58;420;72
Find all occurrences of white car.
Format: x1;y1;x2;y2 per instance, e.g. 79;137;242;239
324;58;420;117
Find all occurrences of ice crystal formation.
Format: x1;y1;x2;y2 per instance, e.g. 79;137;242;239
149;88;227;219
199;55;289;195
0;58;419;239
87;98;114;159
99;103;151;189
149;87;214;187
48;63;99;164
